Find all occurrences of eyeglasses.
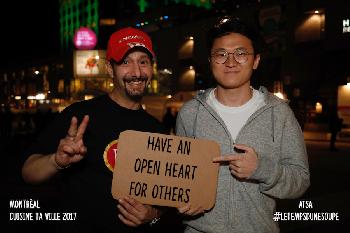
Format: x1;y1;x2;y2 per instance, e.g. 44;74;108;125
210;48;254;64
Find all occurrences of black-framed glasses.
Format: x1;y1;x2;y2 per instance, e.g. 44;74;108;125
210;48;254;64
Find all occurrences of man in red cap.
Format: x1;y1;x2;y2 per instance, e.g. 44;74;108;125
22;27;166;233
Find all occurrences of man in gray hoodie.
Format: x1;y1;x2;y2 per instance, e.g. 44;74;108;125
175;16;310;233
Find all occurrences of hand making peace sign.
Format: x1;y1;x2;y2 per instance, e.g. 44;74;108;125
54;115;89;169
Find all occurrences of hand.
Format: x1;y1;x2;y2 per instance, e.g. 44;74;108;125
117;196;158;227
177;203;205;216
54;115;89;168
213;144;258;179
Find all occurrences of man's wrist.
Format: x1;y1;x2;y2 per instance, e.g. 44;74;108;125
149;207;160;226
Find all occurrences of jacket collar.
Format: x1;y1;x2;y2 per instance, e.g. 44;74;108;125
194;86;287;108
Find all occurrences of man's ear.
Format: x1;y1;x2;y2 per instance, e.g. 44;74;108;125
106;61;113;77
253;54;260;70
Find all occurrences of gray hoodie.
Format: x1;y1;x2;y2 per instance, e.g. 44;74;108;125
176;87;310;233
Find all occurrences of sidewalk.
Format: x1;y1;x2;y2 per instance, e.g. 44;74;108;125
303;130;350;142
303;122;350;142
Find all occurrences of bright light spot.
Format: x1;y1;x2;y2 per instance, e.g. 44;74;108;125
34;70;40;75
221;18;229;23
163;15;169;19
35;93;46;100
84;95;94;100
15;96;21;100
314;10;319;14
344;82;350;90
163;69;172;74
189;66;194;70
274;92;284;99
95;55;100;60
27;96;35;100
189;36;194;40
109;83;114;87
315;102;322;113
166;95;172;99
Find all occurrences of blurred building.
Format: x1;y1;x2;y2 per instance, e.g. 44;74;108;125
1;0;349;127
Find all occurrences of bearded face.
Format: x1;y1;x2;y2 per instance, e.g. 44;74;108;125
111;51;153;101
122;76;149;100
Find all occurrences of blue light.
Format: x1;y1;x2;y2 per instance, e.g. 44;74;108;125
136;23;141;27
163;15;169;20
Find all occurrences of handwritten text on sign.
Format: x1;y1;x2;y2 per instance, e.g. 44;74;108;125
111;130;220;209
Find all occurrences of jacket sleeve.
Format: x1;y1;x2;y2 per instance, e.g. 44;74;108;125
250;107;310;199
175;108;189;137
175;101;199;138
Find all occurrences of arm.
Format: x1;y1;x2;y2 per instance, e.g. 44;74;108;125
22;115;89;184
250;109;310;199
175;109;189;137
175;106;206;216
22;153;63;184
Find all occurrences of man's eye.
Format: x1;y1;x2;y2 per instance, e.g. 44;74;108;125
215;52;226;57
140;60;150;65
235;49;248;56
122;60;128;64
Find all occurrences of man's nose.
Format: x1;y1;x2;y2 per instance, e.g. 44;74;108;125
130;62;142;77
225;53;238;66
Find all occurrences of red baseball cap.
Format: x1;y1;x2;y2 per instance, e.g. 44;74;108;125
106;27;155;62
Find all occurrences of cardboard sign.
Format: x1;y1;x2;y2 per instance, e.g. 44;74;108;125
111;130;220;210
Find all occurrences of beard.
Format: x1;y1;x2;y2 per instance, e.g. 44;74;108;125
122;76;149;101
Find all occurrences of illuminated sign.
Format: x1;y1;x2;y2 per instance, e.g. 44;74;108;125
73;27;97;50
137;0;212;12
138;0;148;13
343;18;350;33
73;50;108;77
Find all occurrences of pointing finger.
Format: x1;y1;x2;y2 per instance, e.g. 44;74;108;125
213;155;241;163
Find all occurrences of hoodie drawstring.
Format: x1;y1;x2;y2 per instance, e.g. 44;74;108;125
271;106;275;142
192;102;200;138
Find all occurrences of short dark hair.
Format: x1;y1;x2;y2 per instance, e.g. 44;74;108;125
207;15;263;56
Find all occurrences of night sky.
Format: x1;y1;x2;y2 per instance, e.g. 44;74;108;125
1;0;60;70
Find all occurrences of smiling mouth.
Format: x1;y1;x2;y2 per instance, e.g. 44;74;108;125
224;69;240;73
123;77;148;84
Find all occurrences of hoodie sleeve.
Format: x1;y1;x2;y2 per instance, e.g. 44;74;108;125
250;106;310;199
175;110;187;137
175;100;199;138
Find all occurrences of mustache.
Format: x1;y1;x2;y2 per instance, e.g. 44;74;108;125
122;77;148;83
